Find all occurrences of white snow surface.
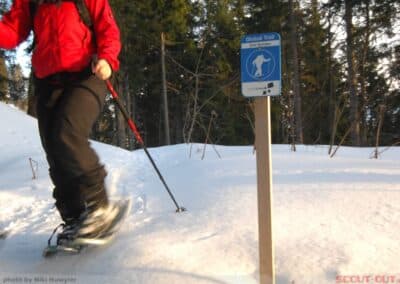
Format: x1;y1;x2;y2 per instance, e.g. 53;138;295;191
0;102;399;284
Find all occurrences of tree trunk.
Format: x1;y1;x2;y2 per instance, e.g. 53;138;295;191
289;0;303;144
359;1;371;146
374;104;385;159
327;5;336;154
345;0;361;146
161;32;171;145
116;75;127;148
127;72;136;149
0;55;8;102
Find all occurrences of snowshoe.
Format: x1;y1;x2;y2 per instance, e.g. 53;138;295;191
43;198;131;258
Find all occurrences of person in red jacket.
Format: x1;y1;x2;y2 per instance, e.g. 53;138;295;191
0;0;122;245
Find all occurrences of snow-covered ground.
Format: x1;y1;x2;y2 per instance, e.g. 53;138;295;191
0;102;399;284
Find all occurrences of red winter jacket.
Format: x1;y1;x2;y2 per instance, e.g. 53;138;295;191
0;0;120;78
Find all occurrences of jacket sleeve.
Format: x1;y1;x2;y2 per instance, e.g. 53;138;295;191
85;0;121;71
0;0;32;49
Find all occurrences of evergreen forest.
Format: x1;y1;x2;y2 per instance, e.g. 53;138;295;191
1;0;399;151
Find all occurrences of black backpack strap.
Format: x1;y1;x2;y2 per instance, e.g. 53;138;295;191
29;0;93;31
74;0;93;31
29;1;38;26
28;1;38;52
28;0;95;52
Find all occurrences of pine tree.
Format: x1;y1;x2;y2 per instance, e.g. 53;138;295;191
300;0;335;144
242;0;290;144
110;0;193;147
8;63;27;105
178;0;254;145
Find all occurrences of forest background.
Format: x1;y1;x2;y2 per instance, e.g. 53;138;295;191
0;0;399;152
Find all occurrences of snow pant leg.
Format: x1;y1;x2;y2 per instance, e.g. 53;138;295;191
35;75;109;220
36;85;86;220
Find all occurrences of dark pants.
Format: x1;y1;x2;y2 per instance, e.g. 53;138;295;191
35;70;109;221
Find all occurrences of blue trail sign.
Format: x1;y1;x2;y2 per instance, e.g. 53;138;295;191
241;33;281;97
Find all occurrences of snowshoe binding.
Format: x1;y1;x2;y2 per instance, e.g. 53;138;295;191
43;198;131;257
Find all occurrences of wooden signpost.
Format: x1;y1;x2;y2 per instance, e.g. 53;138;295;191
240;33;281;284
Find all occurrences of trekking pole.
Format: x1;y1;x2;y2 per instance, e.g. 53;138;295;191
106;80;186;213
